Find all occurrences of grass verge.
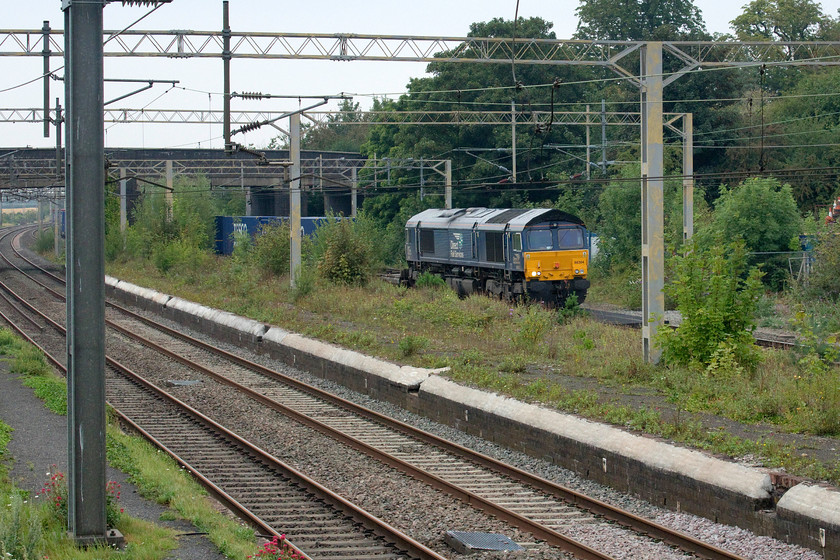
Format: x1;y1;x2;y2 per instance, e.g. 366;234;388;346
0;328;262;560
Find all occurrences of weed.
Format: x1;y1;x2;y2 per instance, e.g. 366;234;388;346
398;335;429;357
556;293;585;324
33;229;54;253
0;490;41;560
513;305;553;350
500;355;527;373
415;271;446;289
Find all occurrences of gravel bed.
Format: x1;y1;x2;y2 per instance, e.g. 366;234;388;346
110;303;823;560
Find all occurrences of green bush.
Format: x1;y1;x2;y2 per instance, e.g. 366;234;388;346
313;217;375;285
251;222;291;276
657;234;763;371
710;177;802;289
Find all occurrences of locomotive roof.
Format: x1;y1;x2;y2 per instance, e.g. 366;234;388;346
406;207;585;229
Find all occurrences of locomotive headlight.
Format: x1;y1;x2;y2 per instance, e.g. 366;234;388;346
531;271;538;277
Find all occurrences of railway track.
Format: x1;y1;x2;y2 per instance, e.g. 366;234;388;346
0;224;756;559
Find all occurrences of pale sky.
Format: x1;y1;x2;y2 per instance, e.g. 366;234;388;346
2;0;840;150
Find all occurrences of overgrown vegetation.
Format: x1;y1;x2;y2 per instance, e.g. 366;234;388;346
657;234;764;371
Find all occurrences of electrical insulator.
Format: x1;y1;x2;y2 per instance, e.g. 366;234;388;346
232;120;268;135
113;1;173;5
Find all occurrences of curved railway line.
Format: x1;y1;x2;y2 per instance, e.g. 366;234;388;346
0;224;765;559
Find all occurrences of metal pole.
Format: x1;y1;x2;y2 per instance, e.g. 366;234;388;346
165;160;173;221
42;20;51;138
682;113;694;242
351;165;357;217
445;159;452;209
511;99;517;183
419;157;424;200
55;98;62;180
290;112;301;287
601;99;607;175
640;42;665;364
585;104;591;181
242;161;252;216
119;167;127;232
38;197;43;232
63;0;107;542
53;200;60;257
222;1;231;153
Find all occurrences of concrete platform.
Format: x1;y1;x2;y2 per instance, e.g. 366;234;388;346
104;276;840;559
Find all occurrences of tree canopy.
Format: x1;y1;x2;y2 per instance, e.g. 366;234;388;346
574;0;707;40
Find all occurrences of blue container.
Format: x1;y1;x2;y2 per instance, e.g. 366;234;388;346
214;216;341;255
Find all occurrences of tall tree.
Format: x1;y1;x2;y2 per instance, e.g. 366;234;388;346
574;0;707;40
361;17;599;211
731;0;829;42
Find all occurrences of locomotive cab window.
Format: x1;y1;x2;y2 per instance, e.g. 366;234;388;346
557;227;584;249
513;233;522;251
528;229;553;250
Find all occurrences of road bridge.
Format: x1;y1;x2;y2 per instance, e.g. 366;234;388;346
0;147;366;216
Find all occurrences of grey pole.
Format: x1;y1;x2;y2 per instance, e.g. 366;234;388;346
511;99;517;183
350;165;357;217
242;162;252;216
289;112;301;287
419;157;424;200
119;167;127;232
53;199;60;257
601;99;607;175
55;98;63;180
222;1;231;153
585;104;591;181
444;159;452;209
42;20;51;138
682;113;694;242
640;42;665;364
63;0;107;542
165;160;174;221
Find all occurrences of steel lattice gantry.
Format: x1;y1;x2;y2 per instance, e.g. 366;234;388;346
6;29;840;361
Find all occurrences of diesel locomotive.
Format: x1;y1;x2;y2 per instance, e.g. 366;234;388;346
404;207;590;305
